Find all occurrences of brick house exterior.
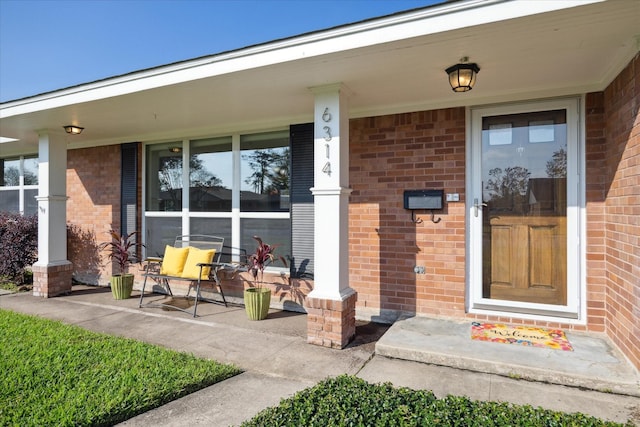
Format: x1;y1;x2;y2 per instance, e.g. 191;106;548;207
2;2;638;369
57;53;639;368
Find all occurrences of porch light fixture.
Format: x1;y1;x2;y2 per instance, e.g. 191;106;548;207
63;125;84;135
445;58;480;92
169;147;182;153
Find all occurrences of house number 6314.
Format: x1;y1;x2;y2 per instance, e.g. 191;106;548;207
322;107;332;175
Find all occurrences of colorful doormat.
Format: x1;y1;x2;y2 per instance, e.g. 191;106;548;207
471;322;573;351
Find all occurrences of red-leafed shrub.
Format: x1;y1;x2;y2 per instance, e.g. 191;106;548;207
0;212;38;284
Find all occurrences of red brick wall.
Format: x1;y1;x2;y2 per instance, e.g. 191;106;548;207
584;92;608;333
349;109;467;320
67;144;123;285
603;53;640;369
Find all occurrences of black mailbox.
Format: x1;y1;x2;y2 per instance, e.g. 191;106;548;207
404;189;444;210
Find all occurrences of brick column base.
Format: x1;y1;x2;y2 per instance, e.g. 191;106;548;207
306;290;357;349
32;261;73;298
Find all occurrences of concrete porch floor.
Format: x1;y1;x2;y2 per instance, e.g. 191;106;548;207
377;315;640;397
1;285;638;425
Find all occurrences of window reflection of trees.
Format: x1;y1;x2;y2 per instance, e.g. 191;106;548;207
485;146;567;215
485;166;531;213
546;147;566;178
242;147;290;212
2;161;37;187
156;146;290;212
243;148;290;194
189;155;228;212
3;166;22;186
158;156;182;211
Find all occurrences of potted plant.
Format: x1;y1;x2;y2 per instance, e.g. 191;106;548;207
244;236;287;320
99;229;144;300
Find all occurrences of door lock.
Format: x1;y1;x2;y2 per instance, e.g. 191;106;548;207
474;198;488;217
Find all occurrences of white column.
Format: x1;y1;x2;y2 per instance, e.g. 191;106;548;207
309;83;354;300
33;131;69;266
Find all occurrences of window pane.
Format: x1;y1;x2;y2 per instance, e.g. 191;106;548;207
1;158;20;186
241;218;291;266
189;137;232;212
146;143;183;212
144;217;182;257
23;157;38;185
240;131;290;212
24;189;38;215
190;217;232;262
0;190;19;212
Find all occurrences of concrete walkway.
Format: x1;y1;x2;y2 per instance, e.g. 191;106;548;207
1;285;638;426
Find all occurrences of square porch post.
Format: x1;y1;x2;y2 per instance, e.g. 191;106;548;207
307;84;357;349
32;130;72;297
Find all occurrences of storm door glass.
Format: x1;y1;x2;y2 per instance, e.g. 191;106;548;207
481;110;567;305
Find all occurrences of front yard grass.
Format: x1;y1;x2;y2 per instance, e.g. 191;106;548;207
0;309;241;426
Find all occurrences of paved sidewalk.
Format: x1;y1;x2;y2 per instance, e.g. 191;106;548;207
1;286;638;426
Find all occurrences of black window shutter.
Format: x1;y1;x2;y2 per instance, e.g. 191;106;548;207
290;123;314;278
120;143;139;238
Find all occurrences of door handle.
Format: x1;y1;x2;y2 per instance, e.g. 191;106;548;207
474;198;488;217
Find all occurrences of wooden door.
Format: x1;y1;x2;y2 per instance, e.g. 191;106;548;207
487;215;566;305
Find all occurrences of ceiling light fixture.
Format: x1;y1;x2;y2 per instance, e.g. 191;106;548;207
169;147;182;153
63;125;84;135
445;57;480;92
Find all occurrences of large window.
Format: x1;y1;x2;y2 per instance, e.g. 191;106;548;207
144;131;291;265
0;156;38;215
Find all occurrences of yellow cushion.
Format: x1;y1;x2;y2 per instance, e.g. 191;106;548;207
159;245;190;276
181;247;216;280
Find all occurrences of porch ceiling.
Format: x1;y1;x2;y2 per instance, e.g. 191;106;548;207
0;0;638;157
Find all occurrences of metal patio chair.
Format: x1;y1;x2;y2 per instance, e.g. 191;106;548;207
139;235;227;317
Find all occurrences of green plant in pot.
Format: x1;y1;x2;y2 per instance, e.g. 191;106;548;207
245;236;287;320
99;230;144;300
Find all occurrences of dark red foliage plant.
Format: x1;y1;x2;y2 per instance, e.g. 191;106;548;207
98;230;144;275
0;212;38;284
247;235;287;287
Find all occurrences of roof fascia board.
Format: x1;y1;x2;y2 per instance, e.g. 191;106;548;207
1;0;602;118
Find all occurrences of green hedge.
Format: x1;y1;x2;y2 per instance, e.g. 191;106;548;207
0;309;241;426
242;375;630;427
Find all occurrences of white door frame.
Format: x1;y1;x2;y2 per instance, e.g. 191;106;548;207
466;97;586;323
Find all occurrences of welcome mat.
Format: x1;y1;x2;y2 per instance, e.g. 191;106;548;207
471;322;573;351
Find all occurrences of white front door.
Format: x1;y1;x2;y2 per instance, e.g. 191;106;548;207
468;98;583;319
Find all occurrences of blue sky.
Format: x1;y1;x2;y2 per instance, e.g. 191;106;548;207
0;0;441;103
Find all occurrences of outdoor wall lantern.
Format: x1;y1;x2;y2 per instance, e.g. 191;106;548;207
445;58;480;92
63;125;84;135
